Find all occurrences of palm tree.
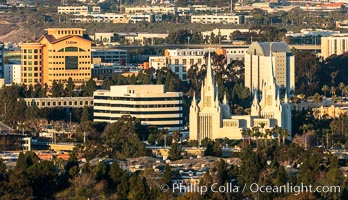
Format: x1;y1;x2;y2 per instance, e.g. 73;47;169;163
259;122;266;134
330;86;336;99
343;85;348;97
281;129;289;145
273;125;281;145
339;82;345;97
241;128;252;144
322;85;329;97
300;124;312;135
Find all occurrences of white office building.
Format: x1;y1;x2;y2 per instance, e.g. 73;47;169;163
244;42;295;94
191;14;245;24
4;64;21;84
321;34;348;59
93;85;183;130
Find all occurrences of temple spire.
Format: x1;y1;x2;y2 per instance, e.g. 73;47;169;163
252;91;258;105
223;92;228;105
269;42;276;86
284;91;289;103
191;92;196;107
206;51;214;87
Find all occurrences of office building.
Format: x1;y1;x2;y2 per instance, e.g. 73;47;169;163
191;14;244;24
4;64;21;84
190;53;291;142
57;6;100;15
244;42;295;94
91;49;128;65
321;34;348;59
20;28;93;86
23;97;93;108
93;85;183;130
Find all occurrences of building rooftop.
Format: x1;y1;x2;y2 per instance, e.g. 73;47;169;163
248;42;290;56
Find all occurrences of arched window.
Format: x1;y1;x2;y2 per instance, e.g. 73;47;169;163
65;47;78;52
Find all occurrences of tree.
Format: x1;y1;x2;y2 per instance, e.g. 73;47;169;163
339;82;345;97
162;164;172;186
81;106;90;122
168;142;181;161
172;130;180;142
128;175;151;200
322;84;329;97
330;86;336;98
51;80;65;97
102;115;146;159
65;77;75;97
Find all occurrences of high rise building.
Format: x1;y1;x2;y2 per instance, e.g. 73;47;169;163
190;51;291;142
93;85;183;131
244;42;295;94
20;28;93;87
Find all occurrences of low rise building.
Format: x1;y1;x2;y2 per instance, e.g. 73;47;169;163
93;85;183;130
191;14;245;24
321;34;348;59
4;64;21;84
91;49;128;65
57;6;100;15
124;6;177;14
23;97;93;108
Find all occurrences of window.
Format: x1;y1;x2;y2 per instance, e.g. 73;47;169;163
34;49;38;53
65;56;78;70
65;47;78;52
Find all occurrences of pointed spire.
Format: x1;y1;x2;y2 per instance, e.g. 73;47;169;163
252;91;258;105
192;92;196;107
215;91;219;107
284;91;288;103
206;51;213;86
269;42;276;86
223;92;228;105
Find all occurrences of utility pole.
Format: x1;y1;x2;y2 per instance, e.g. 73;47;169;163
69;113;72;129
164;134;167;149
231;0;233;13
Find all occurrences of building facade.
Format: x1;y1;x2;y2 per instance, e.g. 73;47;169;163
321;34;348;59
93;85;183;130
191;15;245;24
57;6;100;15
4;64;21;84
244;42;295;94
23;97;93;108
190;52;291;142
20;28;93;86
91;49;128;65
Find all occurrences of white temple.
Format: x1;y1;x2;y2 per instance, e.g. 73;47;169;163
189;47;292;142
